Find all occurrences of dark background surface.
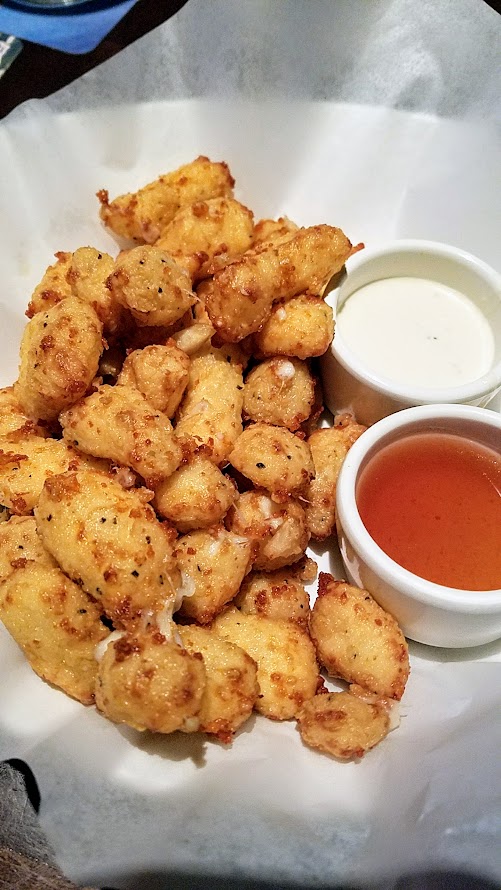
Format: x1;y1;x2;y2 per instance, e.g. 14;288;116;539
0;0;187;119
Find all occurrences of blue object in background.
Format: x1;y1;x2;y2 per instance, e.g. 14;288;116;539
0;0;137;53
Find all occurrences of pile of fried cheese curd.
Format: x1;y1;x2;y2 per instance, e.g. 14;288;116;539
0;156;410;761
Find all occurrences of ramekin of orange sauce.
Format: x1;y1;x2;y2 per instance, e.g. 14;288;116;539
336;404;501;648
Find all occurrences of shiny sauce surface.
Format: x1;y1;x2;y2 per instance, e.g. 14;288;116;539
356;432;501;590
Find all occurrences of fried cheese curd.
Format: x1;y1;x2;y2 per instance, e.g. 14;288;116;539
0;562;107;705
15;295;103;423
60;383;182;487
178;624;259;742
243;358;316;430
297;690;390;761
211;607;319;721
174;344;245;465
226;490;310;571
305;414;367;540
0;435;108;516
175;526;252;624
98;156;235;244
310;574;410;701
154;455;236;531
252;295;335;360
0;386;48;439
117;341;190;417
155;196;254;282
204;225;353;342
35;469;180;629
0;515;55;583
235;566;311;629
228;422;314;501
0;154;413;759
26;251;73;318
107;245;196;328
95;630;206;733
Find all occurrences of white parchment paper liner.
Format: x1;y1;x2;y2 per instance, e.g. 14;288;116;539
0;1;500;886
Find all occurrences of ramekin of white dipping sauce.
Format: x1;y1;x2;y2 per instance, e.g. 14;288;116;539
321;240;501;426
336;404;501;648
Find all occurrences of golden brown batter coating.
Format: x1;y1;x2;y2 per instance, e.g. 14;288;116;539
226;490;310;571
0;435;107;515
35;469;180;629
235;567;311;629
0;563;107;704
297;690;390;760
60;383;182;487
98;156;235;243
175;526;252;624
174;346;244;465
310;574;410;701
204;225;351;342
26;251;72;318
15;296;103;423
95;630;206;733
250;217;299;250
228;423;314;501
117;342;190;417
154;456;236;532
305;414;367;540
253;295;334;359
211;607;319;721
107;245;195;328
178;624;259;742
156;197;254;282
67;247;121;335
0;387;48;440
0;515;56;583
243;357;316;430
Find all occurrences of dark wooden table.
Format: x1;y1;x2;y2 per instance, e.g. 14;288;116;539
0;0;187;118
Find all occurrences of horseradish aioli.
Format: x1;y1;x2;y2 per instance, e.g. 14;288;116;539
336;277;495;388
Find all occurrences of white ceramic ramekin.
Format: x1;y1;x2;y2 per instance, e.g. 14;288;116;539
335;404;501;648
321;240;501;426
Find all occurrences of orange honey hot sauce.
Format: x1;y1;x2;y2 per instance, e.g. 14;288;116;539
356;432;501;591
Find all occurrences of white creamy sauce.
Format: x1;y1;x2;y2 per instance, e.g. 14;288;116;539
337;277;495;388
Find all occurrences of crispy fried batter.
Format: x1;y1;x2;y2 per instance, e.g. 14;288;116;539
156;197;254;282
253;295;334;359
117;342;190;417
211;607;319;720
60;383;182;487
0;563;107;704
15;296;103;422
175;345;244;465
35;469;180;628
26;251;73;319
0;387;48;440
175;526;252;624
98;156;235;243
235;567;311;629
310;574;410;701
154;456;236;532
204;225;351;342
67;247;121;334
178;624;258;741
0;435;107;515
226;490;310;571
107;245;195;328
228;423;314;501
243;357;316;430
95;630;206;733
0;515;56;583
305;414;367;540
297;690;390;760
